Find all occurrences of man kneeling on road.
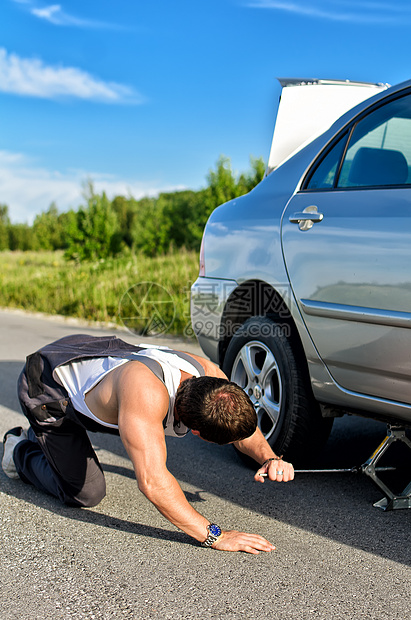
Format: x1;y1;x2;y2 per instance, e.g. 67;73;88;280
2;334;294;554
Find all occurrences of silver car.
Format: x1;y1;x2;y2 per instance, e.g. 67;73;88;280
191;78;411;463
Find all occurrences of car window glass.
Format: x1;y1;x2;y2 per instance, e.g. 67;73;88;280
338;94;411;187
305;133;347;189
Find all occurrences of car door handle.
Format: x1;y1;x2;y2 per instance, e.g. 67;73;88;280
289;212;324;223
289;206;323;230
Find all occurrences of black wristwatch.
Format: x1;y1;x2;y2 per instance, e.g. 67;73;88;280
201;523;222;547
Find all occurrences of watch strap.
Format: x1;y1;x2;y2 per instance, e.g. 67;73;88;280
201;523;222;547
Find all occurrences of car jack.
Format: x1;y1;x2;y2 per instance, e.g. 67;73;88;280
360;425;411;511
286;425;410;511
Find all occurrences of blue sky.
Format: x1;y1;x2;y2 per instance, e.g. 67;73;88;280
1;0;410;222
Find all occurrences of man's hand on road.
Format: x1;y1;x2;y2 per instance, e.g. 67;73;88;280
255;458;294;483
212;530;276;554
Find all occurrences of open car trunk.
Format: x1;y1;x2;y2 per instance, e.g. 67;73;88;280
267;78;389;173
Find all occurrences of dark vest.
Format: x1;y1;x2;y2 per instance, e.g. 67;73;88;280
17;334;204;435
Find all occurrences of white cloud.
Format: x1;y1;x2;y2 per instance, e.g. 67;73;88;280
0;150;185;224
32;4;65;24
11;1;120;29
245;0;411;23
30;4;118;29
0;48;142;103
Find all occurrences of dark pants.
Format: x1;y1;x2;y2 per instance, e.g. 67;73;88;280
15;373;107;508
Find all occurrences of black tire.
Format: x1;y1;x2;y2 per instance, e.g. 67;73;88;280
222;316;333;465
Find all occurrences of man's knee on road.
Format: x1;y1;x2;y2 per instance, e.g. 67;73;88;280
67;473;107;508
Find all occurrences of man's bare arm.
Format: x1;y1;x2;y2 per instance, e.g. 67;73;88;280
116;366;275;553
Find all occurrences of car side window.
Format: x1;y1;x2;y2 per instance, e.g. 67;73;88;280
338;94;411;188
305;92;411;191
305;133;348;190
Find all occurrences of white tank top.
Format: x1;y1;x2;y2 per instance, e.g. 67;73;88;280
55;346;201;437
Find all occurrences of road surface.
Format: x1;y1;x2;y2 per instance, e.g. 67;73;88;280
0;309;410;619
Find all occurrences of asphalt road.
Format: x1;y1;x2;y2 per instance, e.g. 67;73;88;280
0;309;410;620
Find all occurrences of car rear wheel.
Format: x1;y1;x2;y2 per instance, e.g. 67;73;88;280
222;316;333;464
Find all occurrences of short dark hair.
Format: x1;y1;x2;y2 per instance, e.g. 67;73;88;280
174;376;257;445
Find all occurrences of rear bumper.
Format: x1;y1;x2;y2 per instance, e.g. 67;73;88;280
190;276;237;363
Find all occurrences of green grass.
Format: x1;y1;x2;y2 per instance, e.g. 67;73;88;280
0;250;199;337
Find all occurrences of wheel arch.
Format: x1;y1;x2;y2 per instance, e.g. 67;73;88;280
218;280;308;376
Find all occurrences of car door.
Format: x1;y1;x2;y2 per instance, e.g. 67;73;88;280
281;90;411;404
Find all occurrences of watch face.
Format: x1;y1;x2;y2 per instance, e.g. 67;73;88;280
209;524;221;537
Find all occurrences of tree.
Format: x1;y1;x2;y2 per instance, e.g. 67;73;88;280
158;190;202;250
8;223;35;251
203;155;265;221
32;202;65;250
130;197;167;256
204;155;239;211
0;204;10;250
237;156;266;194
64;182;120;261
111;195;138;250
